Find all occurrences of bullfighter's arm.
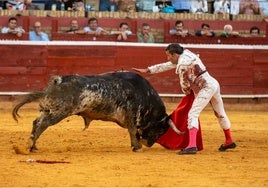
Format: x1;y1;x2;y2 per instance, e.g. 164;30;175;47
148;61;176;74
132;62;176;74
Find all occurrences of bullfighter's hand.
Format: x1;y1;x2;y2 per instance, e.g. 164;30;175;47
132;67;150;73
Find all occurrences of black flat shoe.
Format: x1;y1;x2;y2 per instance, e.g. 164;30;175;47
177;147;198;155
218;142;237;151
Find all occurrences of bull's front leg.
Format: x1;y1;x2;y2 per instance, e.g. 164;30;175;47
128;128;142;152
82;117;92;131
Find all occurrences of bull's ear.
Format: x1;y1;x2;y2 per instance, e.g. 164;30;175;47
50;76;62;86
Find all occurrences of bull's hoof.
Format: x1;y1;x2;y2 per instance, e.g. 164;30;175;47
82;127;89;131
30;146;38;152
132;147;143;152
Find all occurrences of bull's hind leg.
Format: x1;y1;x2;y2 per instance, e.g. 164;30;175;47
30;117;48;151
30;118;42;151
30;113;67;152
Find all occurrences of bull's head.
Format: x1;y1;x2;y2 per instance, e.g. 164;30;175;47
140;115;184;147
140;116;170;147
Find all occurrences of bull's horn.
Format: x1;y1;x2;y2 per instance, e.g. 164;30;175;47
168;119;185;135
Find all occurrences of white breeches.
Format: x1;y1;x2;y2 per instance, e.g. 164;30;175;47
188;73;231;130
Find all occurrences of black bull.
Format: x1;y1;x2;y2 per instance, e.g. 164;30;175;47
12;72;181;152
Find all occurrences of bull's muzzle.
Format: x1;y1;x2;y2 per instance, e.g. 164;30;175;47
140;139;149;147
140;138;154;147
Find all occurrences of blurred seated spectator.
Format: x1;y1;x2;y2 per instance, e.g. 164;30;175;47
0;1;4;8
220;24;240;37
242;26;263;37
249;26;262;37
1;17;25;37
111;22;132;41
63;0;72;10
213;0;230;14
171;0;191;13
64;19;85;34
99;0;118;11
137;23;154;43
45;0;62;10
25;0;41;10
190;0;208;14
64;0;84;11
118;0;136;12
229;0;240;15
195;23;215;37
169;20;190;37
83;17;110;36
72;0;84;11
29;21;50;41
239;0;260;15
259;0;268;15
6;0;25;10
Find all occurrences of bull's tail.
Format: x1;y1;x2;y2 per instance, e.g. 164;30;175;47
12;91;45;122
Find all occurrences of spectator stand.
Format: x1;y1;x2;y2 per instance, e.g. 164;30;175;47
0;33;29;40
0;12;267;44
51;33;138;42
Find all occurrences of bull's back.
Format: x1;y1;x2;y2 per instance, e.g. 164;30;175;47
92;71;164;106
51;72;167;124
111;71;165;105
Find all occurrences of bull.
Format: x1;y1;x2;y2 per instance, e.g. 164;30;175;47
12;71;182;152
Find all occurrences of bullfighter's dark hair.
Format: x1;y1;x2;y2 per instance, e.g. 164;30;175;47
166;43;184;55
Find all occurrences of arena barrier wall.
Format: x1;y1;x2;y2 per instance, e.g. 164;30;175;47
0;41;267;96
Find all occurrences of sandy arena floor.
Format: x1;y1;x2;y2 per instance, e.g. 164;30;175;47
0;99;267;187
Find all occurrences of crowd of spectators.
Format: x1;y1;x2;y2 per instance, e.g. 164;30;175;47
0;0;267;16
168;19;265;37
0;16;265;43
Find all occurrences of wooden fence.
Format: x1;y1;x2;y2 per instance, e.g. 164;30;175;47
0;42;267;95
